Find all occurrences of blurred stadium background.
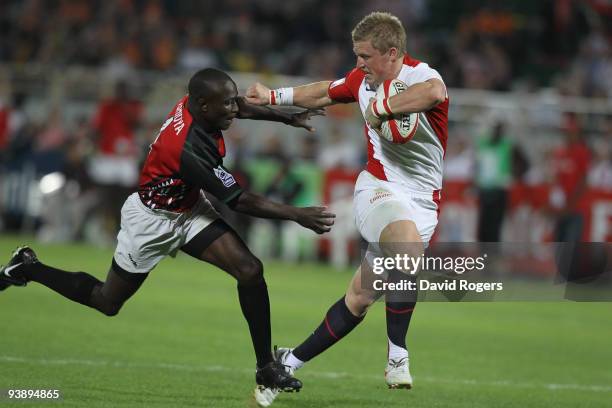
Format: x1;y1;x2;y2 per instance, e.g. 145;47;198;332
0;0;610;258
0;1;611;407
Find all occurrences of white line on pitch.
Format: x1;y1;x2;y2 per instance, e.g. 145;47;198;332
1;355;610;393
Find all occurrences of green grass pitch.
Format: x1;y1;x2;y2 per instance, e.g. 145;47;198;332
0;235;611;407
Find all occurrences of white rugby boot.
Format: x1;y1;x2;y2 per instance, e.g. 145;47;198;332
385;357;413;389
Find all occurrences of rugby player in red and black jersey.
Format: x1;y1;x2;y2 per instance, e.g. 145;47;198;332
0;68;335;393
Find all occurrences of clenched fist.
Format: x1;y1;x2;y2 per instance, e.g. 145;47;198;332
246;82;272;105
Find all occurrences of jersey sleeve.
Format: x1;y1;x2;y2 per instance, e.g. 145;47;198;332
409;63;447;97
180;141;243;204
327;68;365;103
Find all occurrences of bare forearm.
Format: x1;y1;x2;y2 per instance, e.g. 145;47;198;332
293;81;335;109
387;79;446;114
236;97;292;123
232;191;297;221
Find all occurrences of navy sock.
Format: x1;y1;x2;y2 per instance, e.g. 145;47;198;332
293;296;363;362
237;279;273;368
23;263;101;305
385;301;416;349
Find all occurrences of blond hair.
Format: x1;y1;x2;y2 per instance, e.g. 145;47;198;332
351;12;406;53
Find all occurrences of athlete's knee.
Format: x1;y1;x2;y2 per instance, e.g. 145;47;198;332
98;302;122;317
345;287;376;316
380;220;422;244
233;256;264;284
90;285;123;317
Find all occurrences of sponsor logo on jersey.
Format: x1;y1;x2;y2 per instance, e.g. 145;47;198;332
214;166;236;187
370;189;393;204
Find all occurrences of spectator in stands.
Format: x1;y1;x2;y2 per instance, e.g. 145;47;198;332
444;127;475;182
280;135;325;261
88;80;143;242
549;113;591;242
475;120;528;241
1;0;610;96
587;116;612;191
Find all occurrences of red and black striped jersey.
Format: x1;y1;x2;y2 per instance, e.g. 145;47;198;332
138;95;243;212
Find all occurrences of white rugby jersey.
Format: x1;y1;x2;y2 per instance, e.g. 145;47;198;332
328;55;448;192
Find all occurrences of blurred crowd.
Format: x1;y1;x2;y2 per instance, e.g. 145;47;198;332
1;75;610;248
1;0;612;96
0;0;610;251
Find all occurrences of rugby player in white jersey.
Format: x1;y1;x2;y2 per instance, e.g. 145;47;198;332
246;11;448;405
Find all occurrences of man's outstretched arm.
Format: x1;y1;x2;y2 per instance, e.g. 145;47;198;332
229;191;335;235
235;97;324;131
246;81;336;109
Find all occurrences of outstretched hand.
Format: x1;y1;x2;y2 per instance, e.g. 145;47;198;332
245;82;271;105
287;108;326;132
294;206;336;234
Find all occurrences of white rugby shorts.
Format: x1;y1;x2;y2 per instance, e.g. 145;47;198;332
114;192;220;274
353;170;440;246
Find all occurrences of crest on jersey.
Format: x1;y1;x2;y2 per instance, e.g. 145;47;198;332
214;166;236;187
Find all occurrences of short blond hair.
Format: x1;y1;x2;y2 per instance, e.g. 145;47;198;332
351;12;406;53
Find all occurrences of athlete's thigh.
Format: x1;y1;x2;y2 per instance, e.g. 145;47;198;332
354;180;411;244
98;262;148;304
181;219;256;274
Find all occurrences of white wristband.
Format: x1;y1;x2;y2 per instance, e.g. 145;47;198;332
269;87;294;105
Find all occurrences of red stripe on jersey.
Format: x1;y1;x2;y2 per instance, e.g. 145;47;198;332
403;54;420;67
425;98;449;157
365;124;387;180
